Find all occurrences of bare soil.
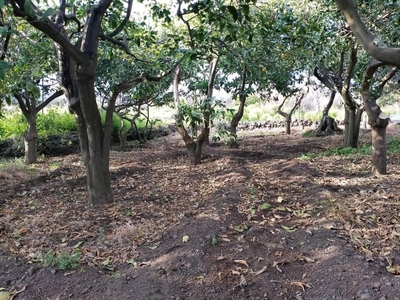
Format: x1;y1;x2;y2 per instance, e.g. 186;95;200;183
1;125;400;300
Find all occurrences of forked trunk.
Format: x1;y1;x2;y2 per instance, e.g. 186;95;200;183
187;140;203;165
371;126;387;175
24;118;38;164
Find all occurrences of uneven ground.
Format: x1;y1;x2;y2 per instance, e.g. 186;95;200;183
1;125;400;300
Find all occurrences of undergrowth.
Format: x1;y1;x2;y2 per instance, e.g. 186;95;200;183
36;250;81;270
301;137;400;159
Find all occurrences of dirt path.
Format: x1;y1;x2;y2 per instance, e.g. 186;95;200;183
1;125;400;300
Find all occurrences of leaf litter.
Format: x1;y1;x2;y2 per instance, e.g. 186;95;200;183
1;126;400;299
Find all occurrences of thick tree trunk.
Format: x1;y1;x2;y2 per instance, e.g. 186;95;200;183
315;115;343;136
371;126;387;175
24;118;38;164
360;59;395;175
77;74;113;205
344;107;358;148
187;140;203;165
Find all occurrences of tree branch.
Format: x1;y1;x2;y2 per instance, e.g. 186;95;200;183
35;89;63;113
10;0;84;63
334;0;400;67
105;0;133;38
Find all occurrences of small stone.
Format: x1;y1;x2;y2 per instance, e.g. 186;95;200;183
360;293;371;300
50;269;57;275
372;281;381;289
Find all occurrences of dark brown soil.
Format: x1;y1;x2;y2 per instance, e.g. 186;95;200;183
1;125;400;300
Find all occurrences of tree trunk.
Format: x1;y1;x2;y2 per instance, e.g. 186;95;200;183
77;74;113;205
186;140;203;165
360;59;395;175
344;107;358;148
315;115;343;136
371;126;387;175
204;56;219;145
229;94;246;148
322;91;335;117
24;117;38;164
285;117;291;135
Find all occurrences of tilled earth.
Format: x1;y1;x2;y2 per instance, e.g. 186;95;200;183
1;125;400;300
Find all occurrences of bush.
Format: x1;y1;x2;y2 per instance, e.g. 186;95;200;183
0;113;27;139
37;110;77;135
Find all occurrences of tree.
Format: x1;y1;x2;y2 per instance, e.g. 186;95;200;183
0;16;62;164
6;0;182;204
276;88;308;135
333;0;400;174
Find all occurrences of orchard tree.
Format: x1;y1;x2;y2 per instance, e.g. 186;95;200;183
6;0;181;204
333;0;400;174
0;16;62;164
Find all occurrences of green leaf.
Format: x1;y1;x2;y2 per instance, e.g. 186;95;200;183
259;202;272;210
0;0;4;8
24;1;34;16
41;8;56;20
0;61;12;69
211;235;217;246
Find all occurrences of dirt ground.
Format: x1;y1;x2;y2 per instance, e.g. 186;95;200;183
1;125;400;300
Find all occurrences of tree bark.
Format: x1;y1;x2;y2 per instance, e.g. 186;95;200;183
371;126;387;175
361;59;396;175
24;116;38;164
229;67;248;148
204;56;219;145
229;94;245;148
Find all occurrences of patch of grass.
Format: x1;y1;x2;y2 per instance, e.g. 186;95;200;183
301;130;316;137
301;144;372;159
388;138;400;154
36;250;81;270
0;157;26;170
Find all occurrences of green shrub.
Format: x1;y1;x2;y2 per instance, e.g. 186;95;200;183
36;250;81;270
37;110;77;135
0;113;27;139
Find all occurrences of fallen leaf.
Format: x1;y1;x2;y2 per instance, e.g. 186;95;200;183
0;291;9;300
232;269;241;275
291;281;311;292
281;225;296;232
182;235;190;243
74;241;84;248
253;265;268;275
17;228;29;235
234;259;249;268
259;202;272;210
